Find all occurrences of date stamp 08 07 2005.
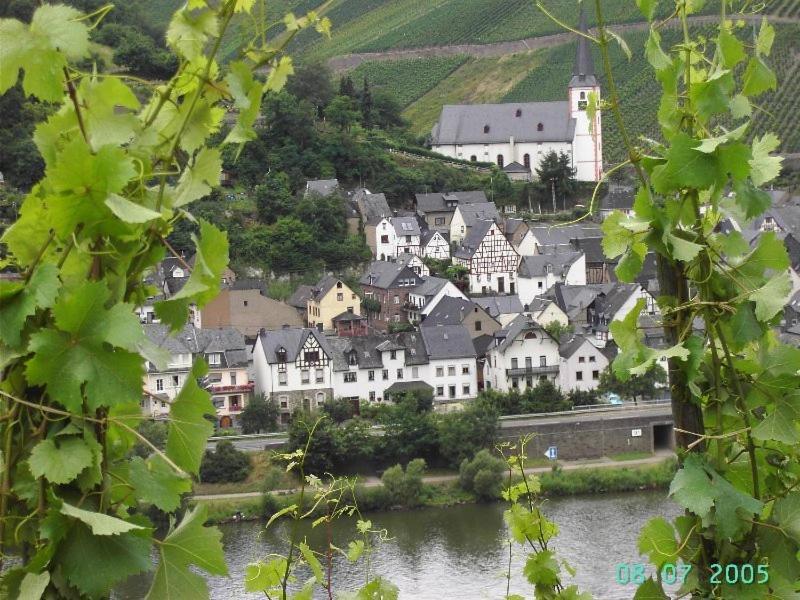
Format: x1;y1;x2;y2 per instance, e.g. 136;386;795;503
615;563;769;586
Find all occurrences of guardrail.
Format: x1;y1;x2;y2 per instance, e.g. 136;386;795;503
208;432;288;442
498;398;671;422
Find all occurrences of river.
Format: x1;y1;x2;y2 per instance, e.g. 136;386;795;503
116;491;680;599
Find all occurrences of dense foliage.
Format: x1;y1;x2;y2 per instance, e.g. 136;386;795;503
459;449;506;501
240;393;279;434
381;458;427;507
200;440;252;484
598;363;667;402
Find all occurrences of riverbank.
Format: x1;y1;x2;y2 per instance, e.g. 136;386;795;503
194;455;677;524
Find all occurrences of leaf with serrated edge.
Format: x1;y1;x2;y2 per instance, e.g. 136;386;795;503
60;502;144;536
166;359;215;475
28;438;93;485
638;517;678;569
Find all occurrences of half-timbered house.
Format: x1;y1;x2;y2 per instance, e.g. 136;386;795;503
453;220;520;295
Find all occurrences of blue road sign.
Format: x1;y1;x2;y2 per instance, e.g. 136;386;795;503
544;446;558;460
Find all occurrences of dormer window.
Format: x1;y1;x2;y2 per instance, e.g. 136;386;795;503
276;347;287;363
580;91;586;100
348;352;357;366
515;108;522;117
483;125;490;134
537;123;544;132
207;353;221;365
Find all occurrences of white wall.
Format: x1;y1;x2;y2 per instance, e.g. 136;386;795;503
515;230;537;256
433;141;573;175
569;85;602;182
428;358;478;402
333;351;426;402
419;282;468;316
375;218;397;260
467;271;518;296
558;340;608;392
484;333;560;392
529;303;568;328
424;233;451;260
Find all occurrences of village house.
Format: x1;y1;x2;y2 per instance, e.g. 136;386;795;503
453;220;520;295
419;325;479;405
570;237;613;284
306;275;361;332
355;190;392;256
450;202;499;244
503;218;536;255
599;183;636;219
526;223;601;255
359;261;423;331
430;10;602;182
305;178;340;197
415;190;488;233
332;310;369;337
558;334;612;392
395;252;430;277
421;296;501;340
141;324;252;429
517;251;586;304
252;327;334;424
483;316;561;392
474;294;524;327
524;297;569;329
406;276;467;324
421;230;451;260
375;216;422;259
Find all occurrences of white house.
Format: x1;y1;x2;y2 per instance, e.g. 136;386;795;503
450;202;499;244
252;327;335;424
430;9;601;182
421;230;451;260
483;316;561;392
395;252;430;277
558;334;611;392
141;324;252;429
375;216;422;259
453;221;520;295
517;251;586;304
406;276;467;324
420;325;479;405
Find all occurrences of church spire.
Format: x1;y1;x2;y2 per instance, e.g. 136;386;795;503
569;6;597;87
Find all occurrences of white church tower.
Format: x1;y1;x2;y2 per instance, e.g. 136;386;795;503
568;8;603;182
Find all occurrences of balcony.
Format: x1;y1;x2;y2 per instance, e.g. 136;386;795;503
209;383;254;393
506;365;559;377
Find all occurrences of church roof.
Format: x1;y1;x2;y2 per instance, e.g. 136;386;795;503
569;7;597;88
432;101;575;145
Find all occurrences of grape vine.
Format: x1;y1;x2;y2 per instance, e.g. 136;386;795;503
0;1;330;598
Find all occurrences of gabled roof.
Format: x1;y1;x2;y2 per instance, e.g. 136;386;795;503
257;327;332;364
420;324;476;360
311;275;343;300
457;202;499;228
528;223;602;249
432;101;575;145
490;315;555;354
559;334;600;359
601;184;636;211
326;331;429;371
591;283;641;320
391;216;421;237
453;220;495;259
415;191;488;214
503;161;530;173
358;193;391;225
570;237;608;264
359;261;419;289
305;179;339;197
420;296;475;327
229;279;268;294
144;324;248;369
409;276;452;299
332;310;366;323
421;229;448;245
518;251;583;278
569;6;597;87
474;295;524;317
287;284;314;309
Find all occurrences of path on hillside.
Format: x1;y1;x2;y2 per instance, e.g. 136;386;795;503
193;452;674;502
328;14;800;71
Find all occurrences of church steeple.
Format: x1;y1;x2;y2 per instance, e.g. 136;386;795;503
569;7;597;87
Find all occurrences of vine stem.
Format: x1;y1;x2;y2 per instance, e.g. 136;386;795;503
0;403;20;570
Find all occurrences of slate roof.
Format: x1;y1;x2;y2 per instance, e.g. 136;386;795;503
457;202;499;228
503;161;530;173
421;229;449;246
569;7;597;87
601;184;636;211
311;275;341;300
229;279;268;294
559;334;597;359
472;334;495;358
591;283;641;321
518;251;583;278
409;276;452;300
257;327;332;364
474;295;524;318
385;381;434;394
420;324;476;360
570;237;608;264
144;324;248;370
453;220;494;259
432;101;576;145
305;179;340;197
332;310;365;323
491;315;554;354
415;191;488;214
358;193;391;225
287;285;314;309
392;216;421;237
420;296;475;327
528;223;601;253
547;283;611;320
326;331;429;371
359;261;419;289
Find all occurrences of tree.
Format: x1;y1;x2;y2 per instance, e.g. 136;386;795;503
567;389;600;407
325;95;361;132
333;418;374;467
338;75;355;98
598;364;666;404
371;90;406;130
254;172;295;225
381;458;426;507
535;150;577;212
520;379;571;413
286;61;334;116
265;217;316;274
360;76;373;129
240;394;279;434
543;321;573;340
200;441;252;483
437;398;498;467
459;449;505;500
321;397;356;424
377;396;438;464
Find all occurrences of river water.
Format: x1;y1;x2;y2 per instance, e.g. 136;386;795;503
116;491;680;599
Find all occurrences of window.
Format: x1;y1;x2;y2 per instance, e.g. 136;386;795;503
578;356;585;363
589;356;596;363
516;108;522;117
161;401;166;408
448;365;456;376
412;367;419;378
436;386;444;397
337;293;343;301
462;365;470;375
470;155;477;162
525;357;532;369
396;368;403;379
208;373;222;383
435;217;445;226
463;385;471;396
497;154;504;168
537;122;543;131
538;281;543;289
483;124;490;133
230;372;237;385
511;358;518;369
593;370;600;380
475;320;482;331
576;371;583;381
449;385;456;398
436;367;444;377
523;153;530;169
279;396;288;408
390;350;397;360
304;350;319;363
278;371;287;385
208;353;221;365
381;235;389;243
368;370;375;381
382;369;389;380
344;372;357;383
394;295;400;305
369;391;376;402
243;300;248;307
512;378;519;389
172;375;180;387
405;235;411;243
301;370;310;384
539;356;547;367
156;379;164;391
315;369;324;383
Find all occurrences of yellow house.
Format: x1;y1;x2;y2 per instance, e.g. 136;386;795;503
307;275;361;331
527;297;569;328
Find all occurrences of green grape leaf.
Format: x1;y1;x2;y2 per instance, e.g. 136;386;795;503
638;517;678;569
773;493;800;543
128;456;192;513
105;193;162;223
17;571;50;600
147;504;227;599
730;94;751;119
607;30;632;61
166;359;215;475
749;133;783;187
80;76;141;147
31;4;89;60
651;133;719;194
504;505;558;545
635;0;659;21
689;70;734;122
0;264;60;347
244;558;286;592
299;542;324;582
174;148;222;207
25;281;144;412
644;28;671;72
755;18;775;57
684;0;705;15
729;179;772;222
615;241;647;282
224;61;263;145
557;586;592;600
347;539;365;562
60;502;145;536
728;303;763;344
669;455;714;517
524;550;560;586
265;56;294;93
717;28;745;69
0;19;29;93
665;231;703;262
751;399;800;445
57;523;152;597
234;0;255;12
28;438;94;485
742;56;777;97
695;123;748;154
757;527;800;583
166;8;219;61
355;578;399;600
749;271;792;321
633;577;668;599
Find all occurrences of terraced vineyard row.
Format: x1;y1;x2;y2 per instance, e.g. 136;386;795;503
349;56;469;107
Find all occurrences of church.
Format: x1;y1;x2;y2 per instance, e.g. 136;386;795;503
430;11;603;182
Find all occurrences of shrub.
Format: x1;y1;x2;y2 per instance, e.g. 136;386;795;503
241;393;279;434
437;398;498;467
199;440;252;484
353;485;391;512
321;397;356;424
459;450;505;501
381;458;426;507
132;420;167;458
